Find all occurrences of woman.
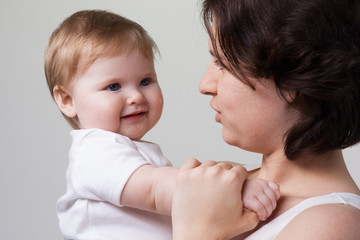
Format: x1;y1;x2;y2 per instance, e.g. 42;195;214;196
172;0;360;239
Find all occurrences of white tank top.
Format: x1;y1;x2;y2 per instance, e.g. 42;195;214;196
245;192;360;240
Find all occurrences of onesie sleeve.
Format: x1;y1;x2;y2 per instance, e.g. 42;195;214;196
68;129;149;207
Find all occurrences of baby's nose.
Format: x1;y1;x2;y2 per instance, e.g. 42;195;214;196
126;90;145;105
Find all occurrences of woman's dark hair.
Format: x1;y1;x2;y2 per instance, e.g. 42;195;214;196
202;0;360;159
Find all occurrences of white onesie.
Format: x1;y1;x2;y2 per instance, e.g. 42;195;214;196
245;192;360;239
56;128;173;240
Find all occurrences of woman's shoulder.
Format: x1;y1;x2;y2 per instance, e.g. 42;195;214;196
276;202;360;239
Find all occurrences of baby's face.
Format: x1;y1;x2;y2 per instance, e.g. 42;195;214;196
70;50;163;140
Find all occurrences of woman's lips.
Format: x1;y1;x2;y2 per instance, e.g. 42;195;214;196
215;112;221;122
210;103;221;123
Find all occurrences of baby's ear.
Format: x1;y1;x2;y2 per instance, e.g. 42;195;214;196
53;85;77;118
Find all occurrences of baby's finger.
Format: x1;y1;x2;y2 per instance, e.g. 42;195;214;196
246;198;267;221
254;195;272;220
263;186;278;210
268;181;281;199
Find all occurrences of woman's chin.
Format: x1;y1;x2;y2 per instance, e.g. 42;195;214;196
222;131;240;147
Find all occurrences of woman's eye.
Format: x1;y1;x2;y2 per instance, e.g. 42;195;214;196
140;78;150;86
214;59;225;70
107;83;120;91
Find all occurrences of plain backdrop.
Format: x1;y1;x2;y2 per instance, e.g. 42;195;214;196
0;0;359;239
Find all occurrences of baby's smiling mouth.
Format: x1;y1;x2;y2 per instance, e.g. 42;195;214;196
121;111;147;120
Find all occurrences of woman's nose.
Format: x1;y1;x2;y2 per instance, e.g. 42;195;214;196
199;65;218;96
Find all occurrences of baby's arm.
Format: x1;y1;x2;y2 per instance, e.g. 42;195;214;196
120;165;178;215
242;178;280;221
121;162;280;220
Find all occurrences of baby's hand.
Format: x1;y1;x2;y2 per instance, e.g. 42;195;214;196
242;178;280;221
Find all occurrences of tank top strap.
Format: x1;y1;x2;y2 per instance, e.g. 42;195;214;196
245;192;360;240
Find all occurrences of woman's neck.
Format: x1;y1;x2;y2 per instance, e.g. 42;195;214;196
256;149;359;198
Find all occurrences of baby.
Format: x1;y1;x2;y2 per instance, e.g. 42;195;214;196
44;10;280;239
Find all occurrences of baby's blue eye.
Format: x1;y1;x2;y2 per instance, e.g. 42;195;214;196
140;78;150;86
107;83;120;91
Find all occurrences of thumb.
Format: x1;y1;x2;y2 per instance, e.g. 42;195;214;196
226;210;259;240
238;210;260;234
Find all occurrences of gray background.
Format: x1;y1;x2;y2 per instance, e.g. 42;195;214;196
1;0;359;239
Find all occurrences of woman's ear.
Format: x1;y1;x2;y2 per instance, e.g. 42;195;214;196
53;85;77;118
280;89;300;104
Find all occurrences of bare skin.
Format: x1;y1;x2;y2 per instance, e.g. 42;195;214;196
234;150;360;239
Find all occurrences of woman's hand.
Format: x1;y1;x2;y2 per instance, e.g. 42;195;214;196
172;158;260;240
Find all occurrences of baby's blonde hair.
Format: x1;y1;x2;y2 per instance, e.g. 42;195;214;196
44;10;159;128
